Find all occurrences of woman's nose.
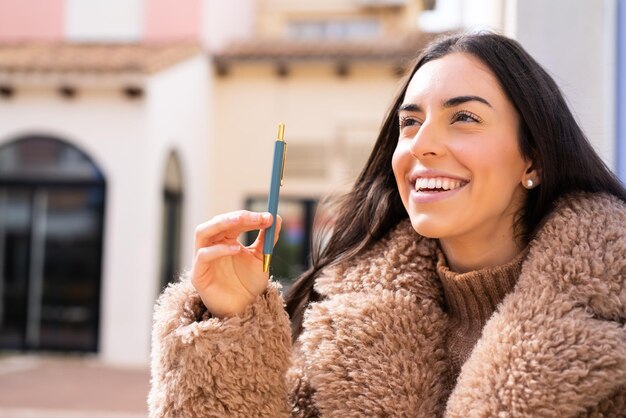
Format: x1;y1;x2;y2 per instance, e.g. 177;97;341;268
409;121;444;159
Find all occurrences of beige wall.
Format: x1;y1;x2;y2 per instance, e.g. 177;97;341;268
210;61;405;218
257;0;423;38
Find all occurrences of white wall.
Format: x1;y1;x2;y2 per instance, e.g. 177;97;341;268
100;55;211;366
65;0;145;42
202;0;256;52
462;0;504;31
508;0;617;168
0;55;210;366
419;0;505;33
145;55;212;283
101;55;210;365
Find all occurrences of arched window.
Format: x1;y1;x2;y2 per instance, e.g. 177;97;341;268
0;136;105;352
159;151;183;291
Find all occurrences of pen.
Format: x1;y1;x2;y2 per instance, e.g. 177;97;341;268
263;123;287;272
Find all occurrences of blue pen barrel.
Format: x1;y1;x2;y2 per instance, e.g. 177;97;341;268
263;140;285;255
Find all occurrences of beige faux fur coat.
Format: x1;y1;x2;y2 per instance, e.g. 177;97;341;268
149;192;626;417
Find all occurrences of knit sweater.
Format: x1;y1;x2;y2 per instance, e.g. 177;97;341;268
149;192;626;417
436;246;528;388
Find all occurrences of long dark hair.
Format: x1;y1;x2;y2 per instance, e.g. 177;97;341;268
284;31;626;341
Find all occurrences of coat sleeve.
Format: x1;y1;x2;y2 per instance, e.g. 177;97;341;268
287;340;320;417
148;275;295;418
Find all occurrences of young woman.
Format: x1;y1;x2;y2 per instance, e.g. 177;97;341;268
149;32;626;417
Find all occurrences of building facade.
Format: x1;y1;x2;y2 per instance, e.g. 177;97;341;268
0;1;211;366
0;0;621;366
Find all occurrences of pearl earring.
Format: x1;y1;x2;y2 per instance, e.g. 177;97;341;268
526;179;534;188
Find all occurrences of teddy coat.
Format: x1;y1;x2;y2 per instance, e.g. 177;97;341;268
149;192;626;417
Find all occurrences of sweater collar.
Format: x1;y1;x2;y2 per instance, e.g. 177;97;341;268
436;244;528;326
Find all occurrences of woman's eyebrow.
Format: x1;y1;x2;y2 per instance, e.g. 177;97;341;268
443;95;492;108
398;95;492;113
398;103;422;112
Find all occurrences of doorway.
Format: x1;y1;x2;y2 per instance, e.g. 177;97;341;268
0;136;105;352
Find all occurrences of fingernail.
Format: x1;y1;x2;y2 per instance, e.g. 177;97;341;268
262;213;271;222
229;245;240;251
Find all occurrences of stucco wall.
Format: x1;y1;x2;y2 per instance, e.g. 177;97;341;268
0;55;210;366
211;62;404;217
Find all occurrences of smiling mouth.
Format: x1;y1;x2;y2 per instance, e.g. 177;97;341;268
414;177;470;193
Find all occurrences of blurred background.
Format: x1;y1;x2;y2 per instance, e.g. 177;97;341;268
0;0;623;416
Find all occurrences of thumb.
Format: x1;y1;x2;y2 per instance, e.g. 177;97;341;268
249;214;283;252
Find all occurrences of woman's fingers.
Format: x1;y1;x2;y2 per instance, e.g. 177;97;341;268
191;211;279;318
194;210;272;252
195;243;241;265
249;214;282;253
192;243;244;282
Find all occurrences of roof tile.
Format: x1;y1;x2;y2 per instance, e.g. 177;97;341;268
214;31;440;63
0;42;201;74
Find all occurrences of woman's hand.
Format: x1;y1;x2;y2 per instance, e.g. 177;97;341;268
191;210;282;318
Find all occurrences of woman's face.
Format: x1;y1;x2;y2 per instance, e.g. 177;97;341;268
392;52;534;242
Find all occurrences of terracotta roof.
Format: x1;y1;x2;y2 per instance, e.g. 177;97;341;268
214;31;441;64
0;43;201;75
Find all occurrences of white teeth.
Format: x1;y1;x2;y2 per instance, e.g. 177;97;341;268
415;176;467;192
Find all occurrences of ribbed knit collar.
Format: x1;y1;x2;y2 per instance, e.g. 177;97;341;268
435;245;529;329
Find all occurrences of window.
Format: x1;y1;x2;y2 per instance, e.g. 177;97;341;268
245;197;326;291
159;152;183;291
287;20;381;40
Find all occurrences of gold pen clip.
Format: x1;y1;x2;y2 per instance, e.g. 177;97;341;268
277;123;287;187
280;142;287;186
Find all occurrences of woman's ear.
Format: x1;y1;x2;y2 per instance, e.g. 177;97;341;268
522;160;542;188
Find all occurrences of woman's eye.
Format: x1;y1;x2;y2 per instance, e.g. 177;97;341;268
399;116;421;129
453;111;481;123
